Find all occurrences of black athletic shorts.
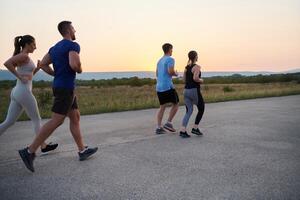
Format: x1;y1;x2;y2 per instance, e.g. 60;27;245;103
157;88;179;105
51;88;78;115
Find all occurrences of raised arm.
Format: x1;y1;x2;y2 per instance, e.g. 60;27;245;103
192;65;204;84
39;53;54;76
167;58;178;77
168;66;178;77
33;59;43;75
69;51;82;73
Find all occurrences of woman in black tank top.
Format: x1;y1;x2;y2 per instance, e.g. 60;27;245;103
180;51;205;138
185;63;201;89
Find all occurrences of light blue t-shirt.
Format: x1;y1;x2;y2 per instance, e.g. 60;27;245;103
156;55;175;92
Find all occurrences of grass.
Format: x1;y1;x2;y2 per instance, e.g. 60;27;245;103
1;82;300;121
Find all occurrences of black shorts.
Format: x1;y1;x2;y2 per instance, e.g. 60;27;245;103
157;88;179;105
51;88;78;115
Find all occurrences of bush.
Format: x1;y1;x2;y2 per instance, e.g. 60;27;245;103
203;85;209;91
128;77;143;87
37;90;52;107
223;86;235;92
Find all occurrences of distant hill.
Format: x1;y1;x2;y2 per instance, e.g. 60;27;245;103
1;68;299;81
281;68;300;74
0;70;276;81
0;70;53;81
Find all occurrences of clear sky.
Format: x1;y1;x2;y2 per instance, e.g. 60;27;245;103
0;0;299;72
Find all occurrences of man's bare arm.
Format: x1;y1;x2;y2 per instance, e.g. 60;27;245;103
168;66;178;77
39;53;54;76
69;51;82;73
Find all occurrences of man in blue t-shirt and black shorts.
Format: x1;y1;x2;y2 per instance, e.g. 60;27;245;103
18;21;98;172
155;43;179;134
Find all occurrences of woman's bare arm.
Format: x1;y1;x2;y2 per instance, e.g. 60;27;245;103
192;65;204;83
3;53;29;81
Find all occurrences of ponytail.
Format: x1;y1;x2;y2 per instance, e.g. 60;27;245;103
13;35;35;56
13;36;23;56
187;59;192;66
187;50;198;66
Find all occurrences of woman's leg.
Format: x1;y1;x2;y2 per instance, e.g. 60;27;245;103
181;90;194;132
194;89;205;127
19;91;48;148
0;97;23;136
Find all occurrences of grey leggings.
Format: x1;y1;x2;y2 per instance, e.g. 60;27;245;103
0;85;41;136
182;88;205;127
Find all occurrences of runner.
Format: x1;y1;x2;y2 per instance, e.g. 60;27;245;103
155;43;179;134
18;21;98;172
180;50;205;138
1;35;58;152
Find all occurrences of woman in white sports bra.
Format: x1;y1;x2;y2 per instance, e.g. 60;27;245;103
1;35;58;153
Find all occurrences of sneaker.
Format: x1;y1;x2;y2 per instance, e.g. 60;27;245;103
155;127;167;134
163;123;176;132
179;131;191;138
191;128;203;136
41;142;58;153
78;146;98;161
18;147;36;172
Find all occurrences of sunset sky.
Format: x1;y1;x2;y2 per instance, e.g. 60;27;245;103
0;0;299;72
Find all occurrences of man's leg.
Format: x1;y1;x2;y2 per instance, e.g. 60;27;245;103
167;103;179;123
157;104;167;128
67;109;85;151
19;112;65;172
163;89;179;132
167;89;179;123
68;108;98;161
28;113;65;153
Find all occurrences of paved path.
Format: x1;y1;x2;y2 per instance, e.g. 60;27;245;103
0;95;300;200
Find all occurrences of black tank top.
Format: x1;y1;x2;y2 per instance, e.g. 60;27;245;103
184;64;201;89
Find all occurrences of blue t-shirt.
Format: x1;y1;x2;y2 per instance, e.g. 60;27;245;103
49;39;80;89
156;56;175;92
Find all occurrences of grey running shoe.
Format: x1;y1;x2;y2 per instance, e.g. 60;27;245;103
163;123;176;132
18;147;36;172
78;146;98;161
155;127;167;134
191;128;203;136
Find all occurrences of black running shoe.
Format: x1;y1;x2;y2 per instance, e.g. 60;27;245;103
191;128;203;136
179;131;191;138
155;127;167;135
163;123;176;132
18;147;36;172
41;142;58;153
78;146;98;161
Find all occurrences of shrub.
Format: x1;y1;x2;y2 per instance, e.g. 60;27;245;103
223;86;235;92
203;85;209;91
37;90;52;107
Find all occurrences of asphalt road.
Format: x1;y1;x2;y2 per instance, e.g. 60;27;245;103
0;95;300;200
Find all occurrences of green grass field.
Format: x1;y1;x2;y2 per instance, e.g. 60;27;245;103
1;82;300;121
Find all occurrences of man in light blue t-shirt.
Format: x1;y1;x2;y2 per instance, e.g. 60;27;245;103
155;43;179;134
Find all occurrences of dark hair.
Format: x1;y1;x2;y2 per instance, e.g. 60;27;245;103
162;43;173;54
187;50;198;66
13;35;35;56
58;21;72;36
